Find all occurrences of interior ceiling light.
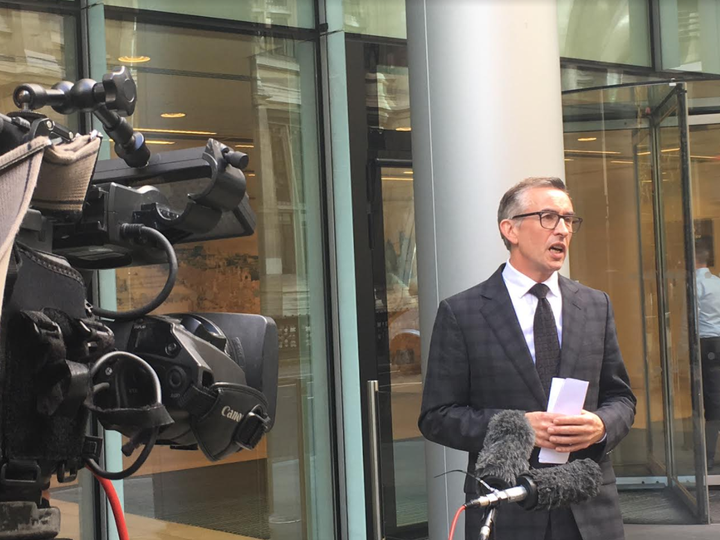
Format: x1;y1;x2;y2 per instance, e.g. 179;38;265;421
382;176;413;181
235;144;255;149
637;151;651;156
135;127;217;135
661;147;680;153
577;137;597;142
564;158;574;162
145;140;175;145
403;170;413;174
610;160;633;164
161;112;186;119
395;127;412;132
564;149;621;155
118;55;151;63
247;173;256;177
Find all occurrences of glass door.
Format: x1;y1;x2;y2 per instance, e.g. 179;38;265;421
562;82;709;523
367;159;427;540
346;36;426;540
649;84;708;518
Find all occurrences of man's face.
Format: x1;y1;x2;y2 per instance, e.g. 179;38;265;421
501;187;575;282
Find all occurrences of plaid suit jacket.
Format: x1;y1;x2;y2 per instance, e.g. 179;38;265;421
419;265;636;540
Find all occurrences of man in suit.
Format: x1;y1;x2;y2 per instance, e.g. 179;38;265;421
419;177;636;540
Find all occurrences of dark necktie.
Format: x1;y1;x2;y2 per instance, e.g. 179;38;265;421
529;283;560;399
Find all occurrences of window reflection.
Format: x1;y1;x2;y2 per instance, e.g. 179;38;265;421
660;0;720;73
557;0;651;66
343;0;407;38
104;0;314;29
0;8;78;132
100;19;331;540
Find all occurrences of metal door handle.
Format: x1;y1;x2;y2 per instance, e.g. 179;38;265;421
366;380;383;540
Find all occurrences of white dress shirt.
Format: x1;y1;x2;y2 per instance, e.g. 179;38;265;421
696;267;720;338
502;261;563;364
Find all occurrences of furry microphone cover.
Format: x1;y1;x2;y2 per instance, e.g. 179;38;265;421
475;409;535;488
523;458;602;510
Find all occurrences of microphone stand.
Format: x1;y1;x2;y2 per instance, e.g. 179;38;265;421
477;479;499;540
479;507;496;540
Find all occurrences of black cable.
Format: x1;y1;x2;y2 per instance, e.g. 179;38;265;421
91;224;178;320
83;428;159;481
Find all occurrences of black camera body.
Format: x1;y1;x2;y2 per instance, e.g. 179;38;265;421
0;68;279;539
105;313;278;461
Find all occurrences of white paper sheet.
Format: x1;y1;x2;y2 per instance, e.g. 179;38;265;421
538;377;590;464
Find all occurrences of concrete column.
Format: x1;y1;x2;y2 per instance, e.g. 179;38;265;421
406;1;566;538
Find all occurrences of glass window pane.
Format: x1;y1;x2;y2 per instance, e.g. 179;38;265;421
558;0;651;66
561;65;670;92
0;7;79;132
659;0;720;73
103;0;314;29
380;167;427;530
102;19;333;540
368;63;410;132
343;0;406;39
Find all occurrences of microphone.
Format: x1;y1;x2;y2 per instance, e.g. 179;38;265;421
475;410;535;488
467;458;602;511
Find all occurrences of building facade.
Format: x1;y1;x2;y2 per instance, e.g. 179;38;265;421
2;0;720;539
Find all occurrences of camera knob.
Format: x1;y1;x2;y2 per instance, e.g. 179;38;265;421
167;367;186;391
221;148;249;170
102;67;137;116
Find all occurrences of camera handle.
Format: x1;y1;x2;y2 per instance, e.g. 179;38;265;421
83;350;171;480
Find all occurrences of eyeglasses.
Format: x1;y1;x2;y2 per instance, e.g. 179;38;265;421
511;211;583;233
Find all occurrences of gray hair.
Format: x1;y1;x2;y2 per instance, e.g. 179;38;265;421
497;177;569;250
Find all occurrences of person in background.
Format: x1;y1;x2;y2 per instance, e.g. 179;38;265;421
695;243;720;470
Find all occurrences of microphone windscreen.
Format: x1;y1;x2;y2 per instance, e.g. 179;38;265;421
475;410;535;488
524;458;602;511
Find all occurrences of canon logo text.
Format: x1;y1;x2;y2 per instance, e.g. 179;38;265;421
221;406;242;422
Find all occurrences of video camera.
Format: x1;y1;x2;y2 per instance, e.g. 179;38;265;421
0;67;278;539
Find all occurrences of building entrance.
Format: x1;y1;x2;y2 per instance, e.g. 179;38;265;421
563;81;712;523
346;37;427;539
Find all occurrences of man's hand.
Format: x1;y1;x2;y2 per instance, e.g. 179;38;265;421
547;410;606;452
525;411;564;449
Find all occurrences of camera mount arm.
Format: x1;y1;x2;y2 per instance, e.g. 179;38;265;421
12;67;150;168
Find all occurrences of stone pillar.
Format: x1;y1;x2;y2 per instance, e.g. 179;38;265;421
406;0;566;537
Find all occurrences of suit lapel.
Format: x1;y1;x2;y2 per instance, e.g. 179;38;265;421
479;266;547;409
558;276;586;379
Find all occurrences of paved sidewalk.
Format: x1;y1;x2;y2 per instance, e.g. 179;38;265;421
626;523;720;539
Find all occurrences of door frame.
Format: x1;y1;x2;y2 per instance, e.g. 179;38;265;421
346;36;425;540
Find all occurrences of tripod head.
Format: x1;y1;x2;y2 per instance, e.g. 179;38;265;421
12;66;150;168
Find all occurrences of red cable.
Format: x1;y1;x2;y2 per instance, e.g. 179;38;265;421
448;504;466;540
93;472;130;540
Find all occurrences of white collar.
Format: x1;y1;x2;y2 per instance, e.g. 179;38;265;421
502;260;561;300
